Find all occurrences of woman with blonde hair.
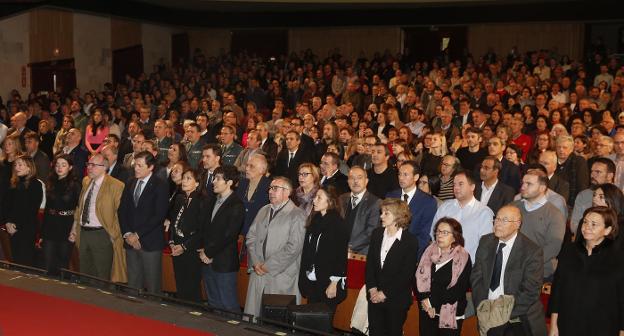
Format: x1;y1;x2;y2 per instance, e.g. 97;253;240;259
421;132;447;176
294;163;321;216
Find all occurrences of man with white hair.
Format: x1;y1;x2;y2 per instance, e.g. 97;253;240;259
556;135;589;205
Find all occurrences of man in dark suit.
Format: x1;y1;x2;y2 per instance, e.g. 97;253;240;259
475;156;516;214
290;117;315;154
487;136;521;192
153;119;172;165
24;131;50;181
256;122;278;171
339;166;381;255
101;145;130;184
471;205;547;336
138;107;155;139
199;165;245;311
199;144;221;199
274;131;314;187
539;150;570;201
118;151;169;293
386;161;437;258
61;128;88;178
319;152;349;194
556;135;589;205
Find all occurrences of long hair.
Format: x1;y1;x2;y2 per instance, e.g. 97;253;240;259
305;185;342;228
10;155;37;188
46;154;79;197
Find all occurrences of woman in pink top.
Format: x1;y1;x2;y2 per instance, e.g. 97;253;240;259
84;107;109;154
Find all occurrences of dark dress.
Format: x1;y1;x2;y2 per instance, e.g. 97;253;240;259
549;239;624;336
416;257;472;336
420;151;443;176
298;210;349;312
42;176;81;275
5;177;44;267
167;190;204;302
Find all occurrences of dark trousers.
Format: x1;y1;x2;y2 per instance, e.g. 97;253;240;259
419;309;464;336
10;229;36;267
303;281;341;313
172;250;202;302
202;264;239;311
43;239;73;275
368;302;409;336
127;248;162;293
79;228;113;280
487;321;528;336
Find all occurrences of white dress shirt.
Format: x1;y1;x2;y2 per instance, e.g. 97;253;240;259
380;228;403;268
480;180;498;206
488;232;518;300
401;187;417;204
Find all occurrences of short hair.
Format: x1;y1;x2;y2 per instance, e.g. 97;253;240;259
373;143;391;156
482;155;502;171
525;163;548;175
186;122;200;132
433;217;465;248
424;174;441;195
298;163;321;185
592;157;616;175
322;152;340;167
466;127;482;136
249;153;268;174
181;167;201;184
380;198;412;230
506;143;523;159
202;143;222;158
401;160;420;176
142;140;157;152
524;168;549;186
555;135;574;146
214;165;240;190
134;150;157;168
286;130;301;140
578;206;619;241
453;170;476;185
272;176;293;192
24;131;39;142
106;133;120;144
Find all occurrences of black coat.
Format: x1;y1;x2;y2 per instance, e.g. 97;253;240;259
274;147;314;187
236;176;271;236
167;191;205;251
365;227;419;309
298;210;349;305
109;162;130;184
557;153;589;205
201;192;245;273
42;177;81;241
549;240;624;336
321;171;349;195
474;180;516;215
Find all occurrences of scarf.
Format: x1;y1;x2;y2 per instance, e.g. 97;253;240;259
416;242;469;329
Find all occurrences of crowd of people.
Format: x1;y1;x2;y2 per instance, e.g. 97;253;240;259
1;43;624;336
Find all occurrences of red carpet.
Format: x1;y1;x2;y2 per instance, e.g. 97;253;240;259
0;284;214;336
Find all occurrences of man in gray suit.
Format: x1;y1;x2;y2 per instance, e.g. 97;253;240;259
471;205;547;336
339;166;381;255
244;176;306;318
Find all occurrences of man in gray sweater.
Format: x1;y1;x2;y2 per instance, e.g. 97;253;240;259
512;169;566;281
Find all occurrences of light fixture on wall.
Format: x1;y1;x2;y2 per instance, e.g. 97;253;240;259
53;48;60;56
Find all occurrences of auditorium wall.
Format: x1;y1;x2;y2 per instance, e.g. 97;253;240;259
188;29;232;58
142;23;177;74
288;27;403;61
0;13;30;99
29;9;74;64
73;13;111;92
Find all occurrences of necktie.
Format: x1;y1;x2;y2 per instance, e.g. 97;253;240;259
403;193;409;203
206;172;213;188
81;182;95;225
351;195;358;209
134;180;144;206
264;208;276;259
490;242;506;291
288;152;294;167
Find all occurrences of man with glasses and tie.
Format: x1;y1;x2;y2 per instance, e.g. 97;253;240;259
244;176;306;318
471;205;546;336
339;166;381;255
118;151;169;293
70;153;126;283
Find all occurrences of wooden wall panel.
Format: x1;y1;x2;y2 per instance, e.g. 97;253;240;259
188;29;231;57
467;22;584;61
0;13;30;98
111;18;142;51
289;27;402;61
29;9;73;63
73;13;111;91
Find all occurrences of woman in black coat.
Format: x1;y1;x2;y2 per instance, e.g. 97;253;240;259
549;206;624;336
365;198;419;336
42;154;81;275
4;155;43;267
298;186;349;314
166;168;204;302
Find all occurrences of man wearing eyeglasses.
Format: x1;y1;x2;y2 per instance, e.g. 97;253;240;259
70;153;126;283
244;177;306;318
471;205;546;336
62;127;89;177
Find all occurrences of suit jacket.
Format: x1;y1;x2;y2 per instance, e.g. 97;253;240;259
167;191;205;251
118;174;169;251
108;161;130;184
499;158;522;192
474;180;516;215
32;149;50;181
321;171;349;195
274;147;314;187
68;144;89;177
548;172;570;202
202;192;245;273
556;153;588;205
339;191;381;254
221;142;243;166
365;227;419;309
386;188;437;258
471;233;547;336
74;175;126;283
261;137;278;170
236;176;271;236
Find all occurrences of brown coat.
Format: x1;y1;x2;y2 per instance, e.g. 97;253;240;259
74;174;127;283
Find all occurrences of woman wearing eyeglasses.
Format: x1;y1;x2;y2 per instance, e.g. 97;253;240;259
293;163;320;216
549;206;624;336
416;217;472;336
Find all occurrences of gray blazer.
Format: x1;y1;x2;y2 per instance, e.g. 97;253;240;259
244;200;306;317
471;233;547;336
339;191;381;255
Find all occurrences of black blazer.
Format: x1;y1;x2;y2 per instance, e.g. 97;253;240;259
201;192;245;273
109;162;130;184
474;180;516;215
118;175;170;251
236;176;271;236
167;191;205;251
261;137;279;168
548;172;570;202
557;153;589;205
321;171;349;195
274;147;314;187
298;210;349;302
365;227;419;309
499;157;522;192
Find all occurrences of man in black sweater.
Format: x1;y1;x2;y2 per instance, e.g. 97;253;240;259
367;142;399;199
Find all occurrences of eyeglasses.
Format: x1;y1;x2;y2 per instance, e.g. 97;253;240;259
298;172;312;177
435;230;452;236
268;185;289;192
86;162;106;168
494;217;520;224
